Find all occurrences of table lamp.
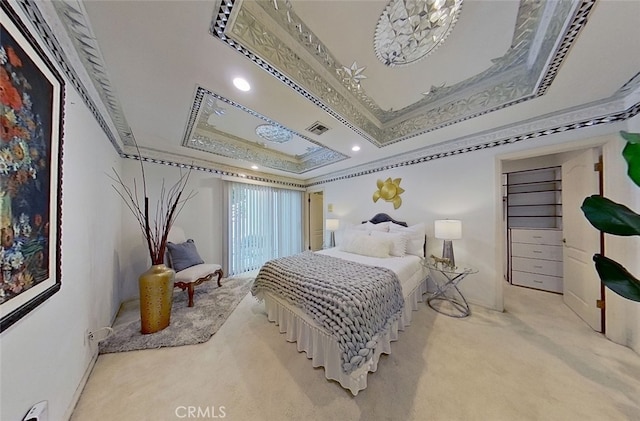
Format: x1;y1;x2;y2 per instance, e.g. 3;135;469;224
326;218;339;247
434;219;462;267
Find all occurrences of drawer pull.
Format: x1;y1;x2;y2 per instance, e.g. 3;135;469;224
533;265;543;269
533;236;543;239
534;280;543;284
533;250;542;254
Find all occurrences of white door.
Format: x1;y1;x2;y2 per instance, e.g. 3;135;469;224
308;192;323;251
562;148;602;331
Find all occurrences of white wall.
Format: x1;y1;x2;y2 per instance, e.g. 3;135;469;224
323;145;502;309
118;161;225;301
321;122;633;315
0;86;122;421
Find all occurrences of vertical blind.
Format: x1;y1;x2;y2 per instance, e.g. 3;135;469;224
228;182;303;275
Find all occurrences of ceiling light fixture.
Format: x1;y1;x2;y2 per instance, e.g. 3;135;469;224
352;145;361;152
374;0;463;67
251;165;259;170
233;77;251;91
255;124;292;143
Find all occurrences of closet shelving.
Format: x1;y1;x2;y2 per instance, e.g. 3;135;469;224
505;167;562;229
505;166;563;293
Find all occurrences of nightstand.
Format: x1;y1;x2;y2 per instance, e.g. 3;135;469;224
423;261;478;318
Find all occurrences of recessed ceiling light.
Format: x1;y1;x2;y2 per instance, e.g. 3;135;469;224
352;145;361;152
233;77;250;91
251;165;259;170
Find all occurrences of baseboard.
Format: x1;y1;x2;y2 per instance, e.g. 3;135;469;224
63;349;99;420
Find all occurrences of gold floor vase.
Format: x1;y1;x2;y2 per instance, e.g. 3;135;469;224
139;264;175;334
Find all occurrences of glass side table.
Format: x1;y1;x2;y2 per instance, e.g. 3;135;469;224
423;260;478;318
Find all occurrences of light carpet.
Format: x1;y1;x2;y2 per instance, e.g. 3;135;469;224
98;276;254;353
74;283;640;420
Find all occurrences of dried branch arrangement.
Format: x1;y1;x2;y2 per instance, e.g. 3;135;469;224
110;143;196;265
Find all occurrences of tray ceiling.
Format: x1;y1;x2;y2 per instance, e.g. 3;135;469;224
23;0;640;183
214;0;587;147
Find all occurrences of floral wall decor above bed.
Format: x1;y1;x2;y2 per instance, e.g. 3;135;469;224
373;177;404;209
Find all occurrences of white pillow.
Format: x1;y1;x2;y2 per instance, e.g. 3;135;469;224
341;233;391;258
389;222;425;256
341;228;365;246
370;231;407;257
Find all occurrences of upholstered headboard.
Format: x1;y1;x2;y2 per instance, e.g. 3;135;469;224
360;213;425;256
361;213;408;227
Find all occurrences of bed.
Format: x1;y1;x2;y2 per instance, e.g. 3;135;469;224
251;213;428;395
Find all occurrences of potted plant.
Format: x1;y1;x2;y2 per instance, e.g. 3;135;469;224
581;131;640;302
111;143;195;333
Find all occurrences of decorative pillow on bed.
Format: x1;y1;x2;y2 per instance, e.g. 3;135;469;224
341;233;391;258
167;239;205;272
340;231;366;250
389;222;425;257
341;228;363;245
370;231;407;257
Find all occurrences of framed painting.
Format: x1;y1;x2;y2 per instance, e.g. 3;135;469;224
1;3;64;332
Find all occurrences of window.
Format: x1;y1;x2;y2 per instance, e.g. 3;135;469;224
227;181;303;275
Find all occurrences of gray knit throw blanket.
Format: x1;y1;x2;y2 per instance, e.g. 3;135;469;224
251;251;405;374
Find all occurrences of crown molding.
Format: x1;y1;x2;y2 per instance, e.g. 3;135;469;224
214;0;594;146
15;0;637;191
306;78;640;186
18;0;128;152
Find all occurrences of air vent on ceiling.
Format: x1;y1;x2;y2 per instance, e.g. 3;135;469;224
306;121;330;135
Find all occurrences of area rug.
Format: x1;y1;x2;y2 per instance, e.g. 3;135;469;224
99;276;254;354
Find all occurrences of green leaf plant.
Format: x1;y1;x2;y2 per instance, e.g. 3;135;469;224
580;131;640;302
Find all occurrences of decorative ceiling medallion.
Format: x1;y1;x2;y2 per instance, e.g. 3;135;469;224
255;124;293;143
374;0;463;67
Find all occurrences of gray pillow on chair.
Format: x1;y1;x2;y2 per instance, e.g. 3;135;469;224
167;239;204;272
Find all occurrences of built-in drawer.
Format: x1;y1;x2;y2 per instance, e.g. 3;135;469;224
511;229;562;245
511;256;563;277
512;270;563;293
511;243;563;261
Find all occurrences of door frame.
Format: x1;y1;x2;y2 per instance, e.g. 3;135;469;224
495;135;611;316
305;188;324;251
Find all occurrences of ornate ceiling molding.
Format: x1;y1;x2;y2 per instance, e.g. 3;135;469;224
20;0;638;190
14;0;309;188
212;0;595;147
123;146;307;189
181;87;348;174
307;74;640;186
15;0;126;152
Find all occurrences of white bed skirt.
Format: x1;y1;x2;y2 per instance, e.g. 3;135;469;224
258;276;428;396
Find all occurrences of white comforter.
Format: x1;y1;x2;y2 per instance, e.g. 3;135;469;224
317;248;424;293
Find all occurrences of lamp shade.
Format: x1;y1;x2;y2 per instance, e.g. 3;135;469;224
434;219;462;240
326;218;340;231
